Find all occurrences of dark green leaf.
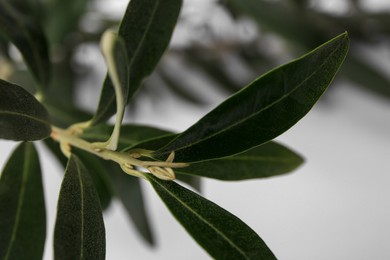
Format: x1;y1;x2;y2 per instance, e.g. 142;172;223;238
177;141;303;181
147;174;276;259
0;142;46;260
110;166;155;245
45;135;155;244
91;0;183;125
0;1;50;91
72;149;114;211
54;155;105;260
0;79;51;141
155;33;349;162
82;124;173;150
44;140;113;211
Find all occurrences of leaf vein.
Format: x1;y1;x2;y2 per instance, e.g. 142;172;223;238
152;178;250;259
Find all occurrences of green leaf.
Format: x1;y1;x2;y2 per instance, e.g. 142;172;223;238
147;174;276;259
177;141;303;181
154;33;349;162
0;142;46;260
81;124;172;150
110;166;155;245
0;1;50;91
0;79;51;141
43;140;113;210
91;0;183;125
54;155;105;260
72;149;114;211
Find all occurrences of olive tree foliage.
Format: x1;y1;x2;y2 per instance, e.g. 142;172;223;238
0;0;349;259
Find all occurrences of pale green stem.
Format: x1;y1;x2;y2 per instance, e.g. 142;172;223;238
51;126;188;180
98;30;125;151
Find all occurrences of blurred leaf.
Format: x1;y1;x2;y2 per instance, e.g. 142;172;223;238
92;0;183;125
0;142;46;260
44;138;68;167
0;1;50;91
0;79;51;141
110;166;155;245
43;98;91;128
176;141;303;181
342;54;390;98
82;124;172;150
147;174;276;259
54;155;105;260
184;50;242;93
157;67;207;105
73;149;114;211
154;33;349;162
175;174;202;192
45;0;90;44
224;0;325;47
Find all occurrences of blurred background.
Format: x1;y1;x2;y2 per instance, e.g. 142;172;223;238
0;0;390;259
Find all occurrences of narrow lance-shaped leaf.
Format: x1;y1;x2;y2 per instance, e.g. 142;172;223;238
154;32;350;162
0;79;51;141
147;174;276;259
54;155;105;260
72;149;114;211
176;141;303;181
91;0;182;125
0;1;50;91
0;142;46;260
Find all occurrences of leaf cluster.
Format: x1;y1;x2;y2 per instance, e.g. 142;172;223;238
0;0;349;259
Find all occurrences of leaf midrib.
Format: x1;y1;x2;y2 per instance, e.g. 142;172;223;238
152;178;250;259
0;110;50;126
4;144;31;260
127;0;161;77
167;40;343;153
75;159;85;259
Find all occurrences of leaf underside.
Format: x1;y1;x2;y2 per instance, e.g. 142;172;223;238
0;142;46;260
54;155;105;260
0;79;51;141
